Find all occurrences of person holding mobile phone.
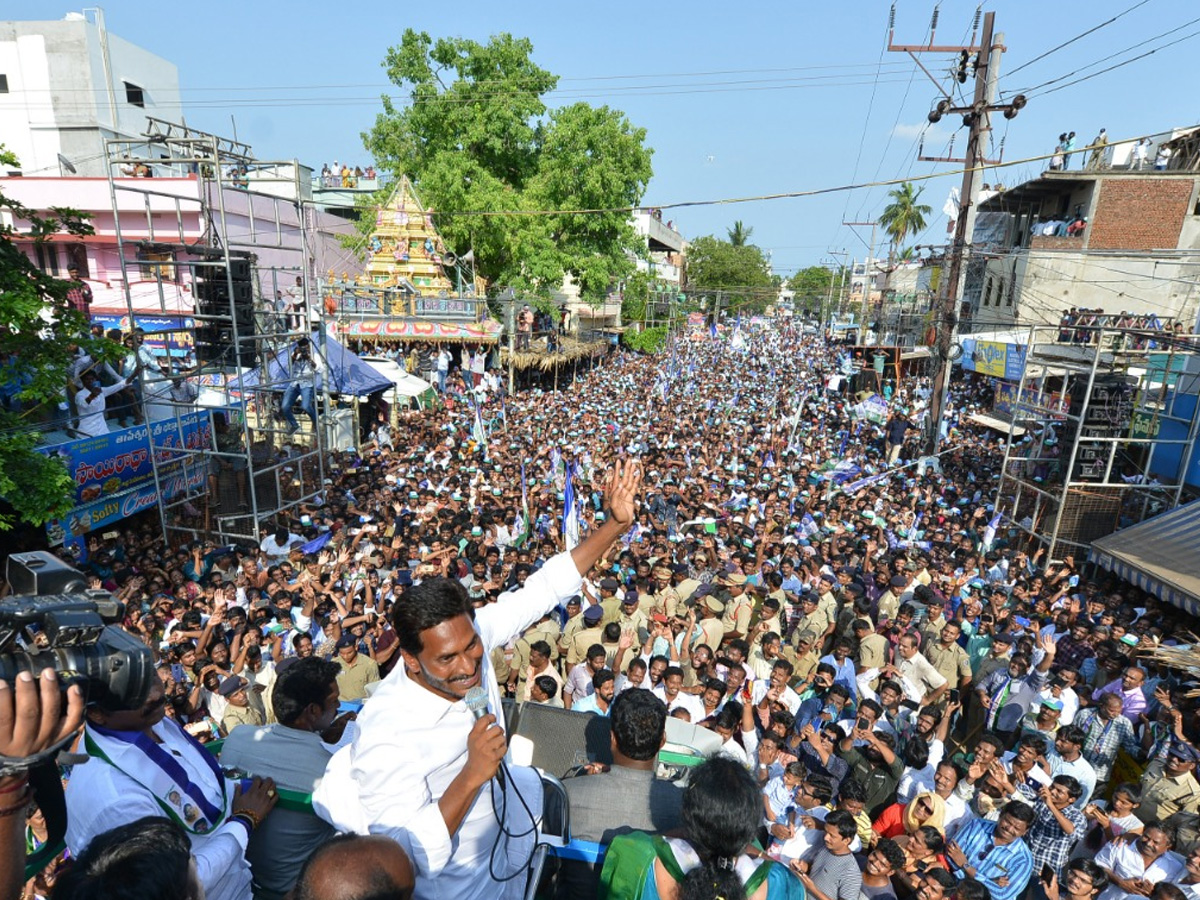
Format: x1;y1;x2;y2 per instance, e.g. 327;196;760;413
1042;858;1107;900
1028;776;1087;886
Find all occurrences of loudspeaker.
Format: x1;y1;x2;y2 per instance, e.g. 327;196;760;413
512;703;612;779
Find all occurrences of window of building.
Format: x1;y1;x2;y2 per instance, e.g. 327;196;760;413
124;81;145;107
0;74;9;93
34;243;60;276
137;248;173;282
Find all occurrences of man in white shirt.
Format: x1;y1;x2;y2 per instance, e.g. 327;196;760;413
260;527;302;563
66;675;279;900
74;370;132;438
315;462;642;900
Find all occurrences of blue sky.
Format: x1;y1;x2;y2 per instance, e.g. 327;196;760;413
11;1;1200;277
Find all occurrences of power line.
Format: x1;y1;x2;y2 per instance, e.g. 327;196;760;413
1033;26;1200;98
1001;0;1154;80
1007;14;1200;97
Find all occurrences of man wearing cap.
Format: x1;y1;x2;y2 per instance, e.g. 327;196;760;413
696;589;726;653
219;675;264;734
335;631;381;702
593;577;623;625
925;620;974;700
557;597;585;657
719;572;754;641
648;565;684;619
878;575;909;625
567;604;606;667
617;591;650;643
1137;743;1200;823
791;592;831;653
1021;697;1064;744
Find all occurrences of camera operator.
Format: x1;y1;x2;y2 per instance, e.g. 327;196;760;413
64;675;278;900
1;669;85;900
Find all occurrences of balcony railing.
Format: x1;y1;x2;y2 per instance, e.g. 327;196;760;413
312;175;379;191
322;284;487;321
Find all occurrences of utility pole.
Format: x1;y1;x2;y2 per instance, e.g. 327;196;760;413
842;222;877;346
888;7;1026;454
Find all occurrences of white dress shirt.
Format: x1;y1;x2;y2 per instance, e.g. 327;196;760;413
1095;840;1185;900
66;720;250;900
315;551;582;900
74;381;129;437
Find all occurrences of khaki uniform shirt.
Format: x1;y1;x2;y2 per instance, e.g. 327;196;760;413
925;640;972;690
857;633;890;674
722;596;754;638
698;617;725;654
336;653;381;701
567;625;606;666
1137;767;1200;823
221;702;263;734
559;612;587;654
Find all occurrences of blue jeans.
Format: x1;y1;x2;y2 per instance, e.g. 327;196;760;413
281;383;315;430
437;369;447;392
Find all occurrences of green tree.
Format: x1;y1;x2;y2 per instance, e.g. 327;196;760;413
684;236;775;314
0;147;118;530
363;30;654;303
878;182;931;255
620;270;651;325
726;220;753;247
787;266;837;314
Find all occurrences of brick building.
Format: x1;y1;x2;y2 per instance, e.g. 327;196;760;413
967;137;1200;332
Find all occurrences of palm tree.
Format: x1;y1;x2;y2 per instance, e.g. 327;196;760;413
878;183;931;254
727;220;753;247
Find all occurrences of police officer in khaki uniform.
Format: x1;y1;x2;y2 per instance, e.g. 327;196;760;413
1137;742;1200;823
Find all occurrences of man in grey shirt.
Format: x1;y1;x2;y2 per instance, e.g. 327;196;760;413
791;809;863;900
221;656;351;900
561;689;683;898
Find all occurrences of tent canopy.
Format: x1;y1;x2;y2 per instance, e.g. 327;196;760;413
232;335;392;396
1089;499;1200;616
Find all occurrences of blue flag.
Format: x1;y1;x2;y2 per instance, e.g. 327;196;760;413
300;532;333;554
563;461;580;550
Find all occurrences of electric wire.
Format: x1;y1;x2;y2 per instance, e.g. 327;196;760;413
1000;0;1154;81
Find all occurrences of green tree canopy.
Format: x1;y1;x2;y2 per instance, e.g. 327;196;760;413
787;265;839;314
878;182;932;252
0;146;118;529
684;235;775;314
363;30;654;303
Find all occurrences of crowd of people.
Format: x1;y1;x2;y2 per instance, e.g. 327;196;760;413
4;320;1200;900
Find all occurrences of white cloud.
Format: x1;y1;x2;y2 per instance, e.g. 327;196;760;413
892;122;950;143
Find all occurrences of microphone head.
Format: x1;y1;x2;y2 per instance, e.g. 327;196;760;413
464;686;489;718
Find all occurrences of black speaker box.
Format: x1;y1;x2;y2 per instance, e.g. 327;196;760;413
511;702;612;779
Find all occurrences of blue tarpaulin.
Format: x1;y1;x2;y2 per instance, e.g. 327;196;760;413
231;334;392;396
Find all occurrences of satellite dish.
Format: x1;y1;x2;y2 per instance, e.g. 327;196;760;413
57;153;77;174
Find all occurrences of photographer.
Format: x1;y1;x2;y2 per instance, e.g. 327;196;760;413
64;675;278;900
1;669;84;900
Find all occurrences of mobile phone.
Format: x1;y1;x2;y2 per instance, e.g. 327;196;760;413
103;530;120;540
857;717;870;731
1041;864;1055;884
171;664;185;683
900;699;920;712
949;689;960;705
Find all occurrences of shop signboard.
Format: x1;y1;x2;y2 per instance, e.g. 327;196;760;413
39;411;213;506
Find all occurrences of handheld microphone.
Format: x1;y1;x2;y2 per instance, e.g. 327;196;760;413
464;686;505;789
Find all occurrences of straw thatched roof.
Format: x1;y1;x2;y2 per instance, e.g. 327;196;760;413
500;335;609;371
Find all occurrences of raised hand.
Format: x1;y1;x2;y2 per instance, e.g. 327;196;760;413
604;460;642;529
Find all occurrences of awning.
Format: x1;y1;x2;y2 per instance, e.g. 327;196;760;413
1089;499;1200;615
967;412;1026;436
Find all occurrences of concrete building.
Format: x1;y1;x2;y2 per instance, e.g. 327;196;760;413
969;132;1200;333
0;10;182;177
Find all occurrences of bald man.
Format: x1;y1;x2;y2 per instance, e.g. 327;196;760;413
294;834;414;900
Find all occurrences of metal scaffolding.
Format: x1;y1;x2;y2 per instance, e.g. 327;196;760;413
996;324;1200;564
103;121;329;548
